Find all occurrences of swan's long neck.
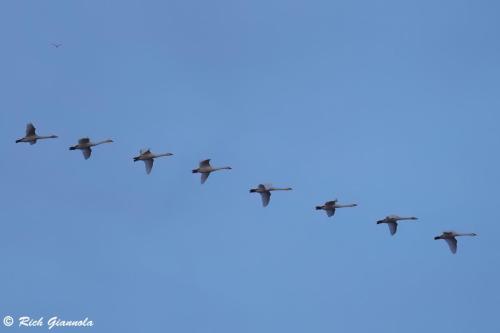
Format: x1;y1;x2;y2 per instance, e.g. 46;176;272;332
154;153;173;158
270;187;292;191
456;232;477;237
212;166;231;171
335;204;357;208
37;135;58;139
92;139;113;146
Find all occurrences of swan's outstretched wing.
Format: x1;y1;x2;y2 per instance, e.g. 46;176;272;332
258;184;267;190
26;123;36;136
79;137;90;145
144;159;154;174
140;148;150;155
201;172;210;184
326;208;336;217
200;159;211;168
82;147;92;160
260;192;271;207
387;222;398;235
445;238;457;254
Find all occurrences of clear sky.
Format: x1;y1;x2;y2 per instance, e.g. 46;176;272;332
1;0;499;332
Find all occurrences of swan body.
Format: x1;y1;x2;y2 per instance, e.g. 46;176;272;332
133;149;173;174
315;199;357;217
249;184;292;207
376;215;418;235
16;123;58;145
192;159;232;184
69;137;113;159
434;231;477;254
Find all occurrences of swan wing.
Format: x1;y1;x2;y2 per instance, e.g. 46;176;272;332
326;208;336;217
387;222;397;235
201;172;210;184
445;238;457;254
82;147;92;160
200;159;211;167
26;123;36;136
260;192;271;207
79;137;90;145
144;159;154;174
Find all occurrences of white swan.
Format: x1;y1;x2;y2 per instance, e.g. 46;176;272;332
192;159;232;184
434;231;477;254
315;199;357;217
376;215;418;235
16;123;57;145
249;184;292;207
133;149;173;174
69;137;113;159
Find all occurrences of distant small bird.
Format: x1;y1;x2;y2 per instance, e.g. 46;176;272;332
315;199;357;217
376;215;418;235
133;149;173;174
192;159;232;184
434;231;477;254
51;43;62;48
69;137;113;159
249;184;292;207
16;123;58;145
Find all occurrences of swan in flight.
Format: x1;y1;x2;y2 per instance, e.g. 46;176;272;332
133;149;173;174
434;231;477;254
51;43;63;48
249;184;292;207
192;159;232;184
376;215;418;235
315;199;357;217
69;137;113;159
16;123;58;145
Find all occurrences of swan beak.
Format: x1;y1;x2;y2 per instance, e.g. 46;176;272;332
434;236;440;240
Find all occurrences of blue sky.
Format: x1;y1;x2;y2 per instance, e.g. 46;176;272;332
1;0;499;332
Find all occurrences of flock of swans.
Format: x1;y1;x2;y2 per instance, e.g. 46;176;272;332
16;122;477;254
